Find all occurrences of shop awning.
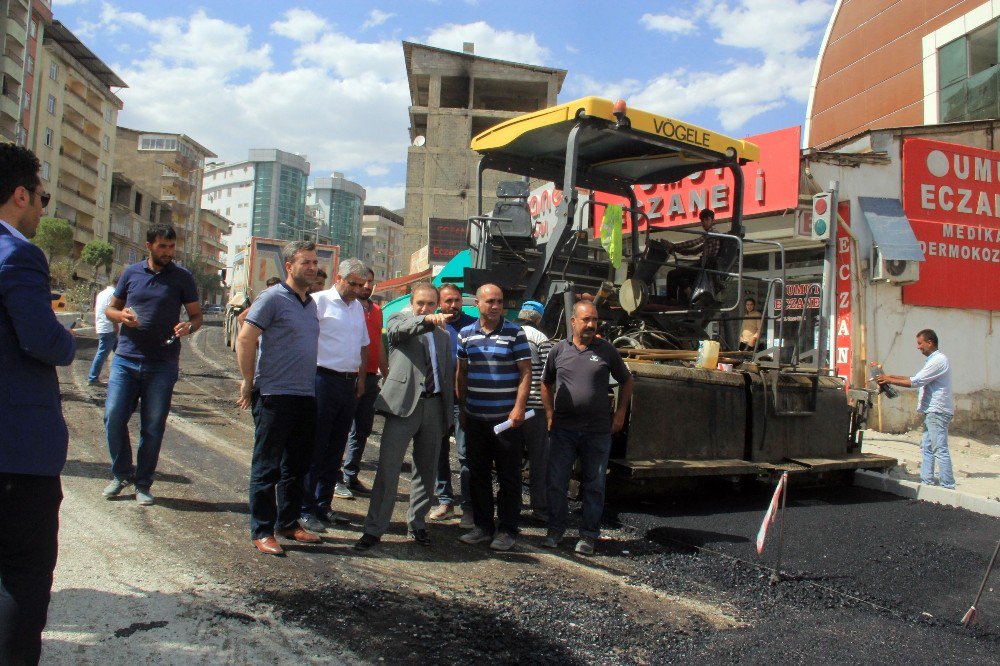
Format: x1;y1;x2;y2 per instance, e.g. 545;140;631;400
857;197;925;261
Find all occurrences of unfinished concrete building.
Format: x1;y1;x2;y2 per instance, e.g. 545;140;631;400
401;41;565;265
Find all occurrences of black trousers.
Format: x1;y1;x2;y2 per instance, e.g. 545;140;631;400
464;416;525;536
249;394;317;539
0;474;62;666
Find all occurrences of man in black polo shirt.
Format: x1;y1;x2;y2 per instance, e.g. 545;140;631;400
102;225;202;506
541;300;633;555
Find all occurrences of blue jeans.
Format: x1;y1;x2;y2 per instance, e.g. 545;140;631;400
302;371;357;517
546;428;612;539
343;375;380;484
104;354;179;489
920;411;955;489
436;405;470;509
249;393;316;539
87;332;117;382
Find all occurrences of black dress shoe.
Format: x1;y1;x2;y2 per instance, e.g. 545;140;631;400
354;533;380;551
348;478;371;495
407;528;431;546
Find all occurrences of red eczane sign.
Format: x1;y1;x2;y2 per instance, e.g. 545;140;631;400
594;125;801;234
834;202;853;385
902;138;1000;311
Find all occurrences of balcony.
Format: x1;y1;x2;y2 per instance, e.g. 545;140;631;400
61;116;100;148
1;92;18;122
2;55;23;80
73;225;96;246
57;179;97;209
61;153;98;179
5;20;26;49
201;234;226;251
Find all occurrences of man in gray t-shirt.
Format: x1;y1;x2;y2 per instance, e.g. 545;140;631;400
236;241;324;557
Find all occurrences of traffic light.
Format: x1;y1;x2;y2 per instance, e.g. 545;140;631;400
811;191;835;241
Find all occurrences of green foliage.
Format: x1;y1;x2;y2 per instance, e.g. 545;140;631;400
49;258;76;290
185;254;222;301
80;240;114;277
64;283;93;314
32;217;74;259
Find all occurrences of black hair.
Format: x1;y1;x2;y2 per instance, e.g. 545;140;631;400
698;208;715;222
916;329;938;347
0;144;41;206
265;277;281;287
146;224;177;243
316;268;327;279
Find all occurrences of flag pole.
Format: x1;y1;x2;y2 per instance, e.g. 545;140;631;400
770;473;789;585
962;537;1000;627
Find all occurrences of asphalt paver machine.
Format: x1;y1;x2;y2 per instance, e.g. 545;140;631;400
463;97;894;488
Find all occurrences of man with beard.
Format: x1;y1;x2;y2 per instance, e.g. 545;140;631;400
429;283;476;525
541;300;633;555
340;268;388;498
237;241;324;555
102;225;202;506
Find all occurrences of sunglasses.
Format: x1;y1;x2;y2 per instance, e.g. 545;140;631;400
28;187;51;208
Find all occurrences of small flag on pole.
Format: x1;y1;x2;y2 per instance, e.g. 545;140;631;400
757;472;788;555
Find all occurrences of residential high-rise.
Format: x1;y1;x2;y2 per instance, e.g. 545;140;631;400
109;172;172;274
201;148;309;268
114;126;215;264
401;41;565;264
307;173;365;259
1;0;53;145
33;20;125;254
360;205;404;282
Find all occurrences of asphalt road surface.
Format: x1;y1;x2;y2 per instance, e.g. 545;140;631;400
48;319;999;664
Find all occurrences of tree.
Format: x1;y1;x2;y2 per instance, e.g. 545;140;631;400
32;217;74;260
80;240;114;278
48;258;76;290
186;254;222;303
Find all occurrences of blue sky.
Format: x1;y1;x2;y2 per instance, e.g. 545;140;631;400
51;0;836;209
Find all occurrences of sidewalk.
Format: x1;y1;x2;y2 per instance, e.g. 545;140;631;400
858;429;1000;517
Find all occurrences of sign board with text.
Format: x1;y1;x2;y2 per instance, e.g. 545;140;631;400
427;218;467;265
902;138;1000;310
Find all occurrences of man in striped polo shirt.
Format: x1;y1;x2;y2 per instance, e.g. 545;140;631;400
457;284;532;551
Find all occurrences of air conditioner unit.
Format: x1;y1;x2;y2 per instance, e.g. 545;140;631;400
871;245;919;285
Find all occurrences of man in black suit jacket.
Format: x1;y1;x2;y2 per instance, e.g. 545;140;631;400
0;144;76;664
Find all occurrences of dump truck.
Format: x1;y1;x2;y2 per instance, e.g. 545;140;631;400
223;237;339;349
462;97;894;490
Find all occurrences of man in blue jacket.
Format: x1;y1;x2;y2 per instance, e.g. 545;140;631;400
0;144;76;664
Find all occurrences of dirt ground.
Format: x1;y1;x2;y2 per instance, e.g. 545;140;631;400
41;320;1000;664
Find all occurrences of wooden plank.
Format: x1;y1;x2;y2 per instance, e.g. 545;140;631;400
786;453;897;472
610;458;761;478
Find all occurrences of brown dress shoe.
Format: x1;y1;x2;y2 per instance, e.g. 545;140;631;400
276;526;322;543
252;536;285;556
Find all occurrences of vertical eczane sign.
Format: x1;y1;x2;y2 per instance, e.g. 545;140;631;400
834;202;852;386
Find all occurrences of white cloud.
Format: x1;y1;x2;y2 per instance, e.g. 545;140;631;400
425;21;550;64
641;13;697;35
293;32;402;79
365;164;390;177
271;8;329;43
362;9;395;30
364;185;406;210
579;0;832;131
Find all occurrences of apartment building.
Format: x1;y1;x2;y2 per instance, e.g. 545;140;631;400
307;173;365;259
401;41;565;264
360;205;404;282
201;148;309;267
32;20;125;254
1;0;52;145
109;172;172;274
115;126;215;264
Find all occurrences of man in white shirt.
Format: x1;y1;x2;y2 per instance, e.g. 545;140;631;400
87;277;119;385
300;258;370;532
878;329;955;489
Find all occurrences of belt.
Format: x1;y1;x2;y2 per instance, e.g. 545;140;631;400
420;391;441;399
317;367;358;379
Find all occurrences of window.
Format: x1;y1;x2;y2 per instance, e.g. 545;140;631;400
49;63;58;81
98;192;105;209
41;162;50;181
103;107;113;124
102;134;110;151
46;94;55;114
22;92;30;110
43;128;52;147
100;163;107;180
29;20;36;38
939;21;1000;122
26;55;33;75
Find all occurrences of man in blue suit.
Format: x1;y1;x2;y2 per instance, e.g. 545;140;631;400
0;144;76;664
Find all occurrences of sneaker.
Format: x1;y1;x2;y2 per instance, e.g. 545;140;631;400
428;504;454;521
333;482;354;500
135;487;155;506
347;478;371;495
574;538;595;555
317;507;351;525
102;478;131;499
298;515;327;533
459;511;475;529
541;530;564;549
458;527;492;545
490;531;516;552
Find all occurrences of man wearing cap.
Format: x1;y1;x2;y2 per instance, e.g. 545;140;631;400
515;300;552;521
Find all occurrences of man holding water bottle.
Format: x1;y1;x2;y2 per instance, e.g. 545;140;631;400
101;224;202;506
